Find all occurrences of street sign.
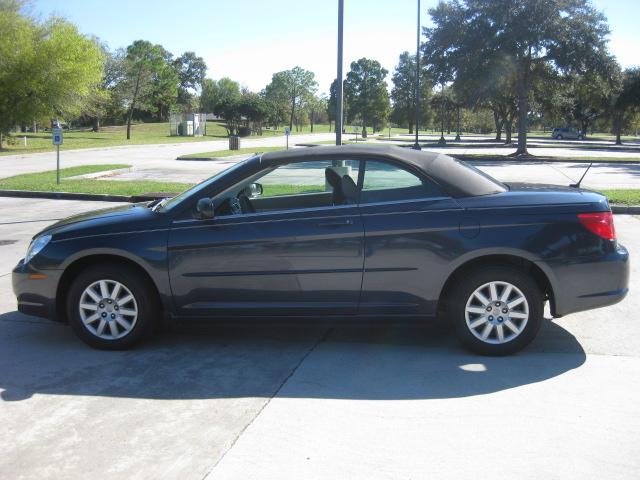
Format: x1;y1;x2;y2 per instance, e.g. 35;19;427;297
284;127;291;150
52;127;63;184
52;127;63;145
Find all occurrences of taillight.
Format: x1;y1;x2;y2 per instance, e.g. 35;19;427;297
578;212;616;240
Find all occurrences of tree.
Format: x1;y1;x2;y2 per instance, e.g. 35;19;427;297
425;0;611;155
173;51;207;109
608;68;640;145
200;77;241;118
344;58;391;138
265;67;317;130
147;46;180;121
390;51;432;133
327;78;348;132
0;9;104;147
306;95;327;133
239;92;269;135
262;80;289;130
117;40;168;139
569;57;618;135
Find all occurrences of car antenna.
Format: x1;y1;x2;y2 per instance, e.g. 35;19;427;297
570;163;593;189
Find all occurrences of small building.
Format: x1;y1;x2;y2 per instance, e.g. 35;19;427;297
169;113;207;137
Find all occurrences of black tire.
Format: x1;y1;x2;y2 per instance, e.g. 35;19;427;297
66;263;157;350
557;135;563;140
578;135;584;140
448;266;543;356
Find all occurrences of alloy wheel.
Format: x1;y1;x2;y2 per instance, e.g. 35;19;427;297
464;281;529;344
78;279;138;340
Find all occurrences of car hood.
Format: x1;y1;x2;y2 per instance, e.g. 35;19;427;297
37;203;167;240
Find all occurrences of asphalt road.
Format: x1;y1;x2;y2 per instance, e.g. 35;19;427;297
0;198;638;479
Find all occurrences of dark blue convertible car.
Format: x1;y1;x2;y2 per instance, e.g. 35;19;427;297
12;145;629;355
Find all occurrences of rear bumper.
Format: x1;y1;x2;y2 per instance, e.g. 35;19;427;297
545;243;629;317
12;260;61;322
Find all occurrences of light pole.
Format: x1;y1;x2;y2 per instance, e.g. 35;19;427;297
413;0;422;150
438;83;447;145
336;0;344;146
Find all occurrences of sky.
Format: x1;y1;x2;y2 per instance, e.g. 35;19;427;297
31;0;640;95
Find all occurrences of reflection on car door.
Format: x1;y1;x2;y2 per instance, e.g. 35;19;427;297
357;160;464;316
168;204;364;317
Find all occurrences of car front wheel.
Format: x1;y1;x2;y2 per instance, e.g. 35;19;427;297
67;264;156;350
449;266;543;355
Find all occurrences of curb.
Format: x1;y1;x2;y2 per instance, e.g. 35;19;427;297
176;156;218;161
611;205;640;214
0;190;168;203
67;167;133;180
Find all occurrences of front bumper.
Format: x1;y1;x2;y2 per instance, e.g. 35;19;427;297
12;260;62;321
545;243;630;317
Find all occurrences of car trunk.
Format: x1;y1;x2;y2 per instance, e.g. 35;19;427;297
456;182;611;215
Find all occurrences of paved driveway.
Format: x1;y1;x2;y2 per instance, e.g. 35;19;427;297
0;198;639;479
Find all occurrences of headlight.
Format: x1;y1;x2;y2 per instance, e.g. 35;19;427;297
25;234;51;264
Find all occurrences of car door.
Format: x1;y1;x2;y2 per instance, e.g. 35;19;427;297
357;159;464;316
168;159;364;317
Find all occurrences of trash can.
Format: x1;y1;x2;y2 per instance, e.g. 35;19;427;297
229;135;240;150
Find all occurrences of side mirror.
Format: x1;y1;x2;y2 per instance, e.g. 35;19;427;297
196;197;215;219
245;182;263;198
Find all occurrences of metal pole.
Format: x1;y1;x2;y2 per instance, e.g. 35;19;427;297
413;0;421;150
56;145;60;184
336;0;344;146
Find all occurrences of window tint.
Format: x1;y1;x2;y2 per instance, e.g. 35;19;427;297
360;160;443;204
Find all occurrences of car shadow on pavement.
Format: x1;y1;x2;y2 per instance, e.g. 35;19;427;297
0;311;585;402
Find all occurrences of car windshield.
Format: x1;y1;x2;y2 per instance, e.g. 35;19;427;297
155;158;251;212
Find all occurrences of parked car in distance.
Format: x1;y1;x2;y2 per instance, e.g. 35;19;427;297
12;145;629;355
552;127;584;140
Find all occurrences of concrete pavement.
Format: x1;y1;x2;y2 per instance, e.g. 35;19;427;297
0;133;350;179
86;156;640;190
0;199;639;479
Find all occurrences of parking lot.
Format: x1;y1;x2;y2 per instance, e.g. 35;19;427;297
1;197;639;479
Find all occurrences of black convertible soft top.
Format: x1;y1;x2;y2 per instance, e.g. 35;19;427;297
260;144;506;198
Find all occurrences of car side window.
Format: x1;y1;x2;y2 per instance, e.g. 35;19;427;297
214;159;360;216
360;160;443;204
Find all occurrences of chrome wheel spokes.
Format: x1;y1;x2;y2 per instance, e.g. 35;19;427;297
464;281;529;345
79;279;138;340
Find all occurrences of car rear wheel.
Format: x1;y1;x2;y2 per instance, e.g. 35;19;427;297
67;264;156;350
449;266;543;355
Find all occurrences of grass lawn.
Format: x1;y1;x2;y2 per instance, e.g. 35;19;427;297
599;189;640;206
178;146;287;159
0;164;327;198
0;122;343;157
0;165;191;196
